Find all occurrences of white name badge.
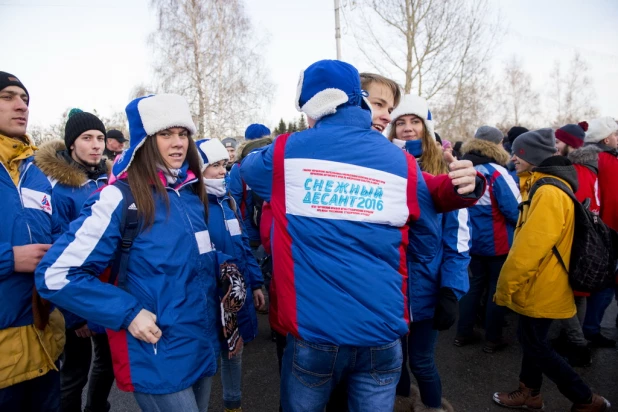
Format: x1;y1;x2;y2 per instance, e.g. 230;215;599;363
284;158;409;227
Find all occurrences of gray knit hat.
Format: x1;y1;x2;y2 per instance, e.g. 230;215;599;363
511;128;557;166
474;126;503;144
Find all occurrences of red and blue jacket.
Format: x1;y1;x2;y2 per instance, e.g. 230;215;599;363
36;168;226;394
240;106;483;346
461;140;520;257
229;164;261;244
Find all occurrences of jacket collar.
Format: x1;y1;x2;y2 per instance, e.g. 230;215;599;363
530;156;579;192
461;139;510;166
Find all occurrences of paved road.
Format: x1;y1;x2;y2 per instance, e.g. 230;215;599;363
99;299;618;411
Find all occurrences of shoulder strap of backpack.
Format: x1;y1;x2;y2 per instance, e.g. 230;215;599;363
525;176;579;275
108;181;140;289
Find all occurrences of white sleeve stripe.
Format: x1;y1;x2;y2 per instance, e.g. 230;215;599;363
456;208;471;253
493;164;521;202
44;185;123;290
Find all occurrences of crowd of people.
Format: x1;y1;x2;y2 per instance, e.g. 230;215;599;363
0;59;616;412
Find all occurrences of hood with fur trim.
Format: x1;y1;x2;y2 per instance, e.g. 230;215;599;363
236;136;274;163
461;138;510;166
568;145;601;174
35;140;110;187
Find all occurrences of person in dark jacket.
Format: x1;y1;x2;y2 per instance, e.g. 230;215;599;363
102;129;126;160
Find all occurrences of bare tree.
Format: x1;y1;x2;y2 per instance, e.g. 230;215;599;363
497;56;539;127
149;0;274;139
547;52;598;126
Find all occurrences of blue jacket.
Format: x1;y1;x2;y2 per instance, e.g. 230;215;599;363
35;171;226;394
461;139;520;256
239;105;480;346
35;141;109;328
207;191;262;344
229;163;260;243
1;156;53;329
400;141;471;322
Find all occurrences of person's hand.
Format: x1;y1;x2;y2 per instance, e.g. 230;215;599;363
128;309;161;344
444;152;477;195
433;288;458;331
13;244;52;273
253;289;266;310
75;324;94;338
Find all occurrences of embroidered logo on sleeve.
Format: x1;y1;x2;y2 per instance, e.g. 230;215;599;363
284;158;408;226
21;188;53;215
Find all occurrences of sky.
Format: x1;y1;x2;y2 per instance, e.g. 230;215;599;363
1;0;617;135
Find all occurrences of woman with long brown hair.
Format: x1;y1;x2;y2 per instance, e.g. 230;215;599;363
389;95;471;412
37;94;226;412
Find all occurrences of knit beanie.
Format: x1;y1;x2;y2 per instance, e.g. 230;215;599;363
387;94;435;140
0;71;29;103
244;124;271;140
584;117;618;144
555;122;587;149
64;109;107;151
197;139;230;170
507;126;529;144
511;128;557;166
475;126;503;144
221;137;238;149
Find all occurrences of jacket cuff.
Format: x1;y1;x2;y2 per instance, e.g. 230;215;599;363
121;305;144;330
455;174;486;200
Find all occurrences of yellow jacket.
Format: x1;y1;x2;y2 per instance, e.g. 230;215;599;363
495;163;577;319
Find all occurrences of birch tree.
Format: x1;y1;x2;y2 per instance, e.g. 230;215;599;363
498;56;539;127
149;0;274;138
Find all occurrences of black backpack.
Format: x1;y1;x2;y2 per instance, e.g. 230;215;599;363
107;181;140;289
524;177;617;293
251;190;264;229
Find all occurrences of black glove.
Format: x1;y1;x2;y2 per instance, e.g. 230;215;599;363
433;287;458;331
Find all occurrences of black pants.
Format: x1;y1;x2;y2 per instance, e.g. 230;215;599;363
60;330;114;412
274;332;348;412
0;368;60;412
518;315;592;404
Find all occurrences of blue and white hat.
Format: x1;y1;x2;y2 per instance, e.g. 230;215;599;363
295;59;371;121
244;124;271;140
386;94;435;140
113;93;197;176
196;138;230;171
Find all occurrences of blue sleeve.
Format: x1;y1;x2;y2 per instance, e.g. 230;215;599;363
35;185;143;331
228;164;243;208
440;209;471;300
492;173;521;227
239;220;264;289
239;144;274;202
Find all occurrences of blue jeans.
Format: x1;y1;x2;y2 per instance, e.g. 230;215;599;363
0;368;60;412
220;345;244;409
280;335;402;412
582;287;614;336
518;316;591;404
396;319;441;408
457;254;508;341
133;375;213;412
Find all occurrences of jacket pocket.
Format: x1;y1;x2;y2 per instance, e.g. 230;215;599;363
0;328;24;371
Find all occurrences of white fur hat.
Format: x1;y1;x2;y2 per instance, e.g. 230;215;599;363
197;138;230;170
385;94;435;140
584;116;618;144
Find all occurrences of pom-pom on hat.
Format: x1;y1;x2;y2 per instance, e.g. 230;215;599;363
555;122;587;149
196;138;230;171
386;94;435;140
113;93;197;177
295;59;371;122
584;117;618;144
244;124;271;140
64;109;107;152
